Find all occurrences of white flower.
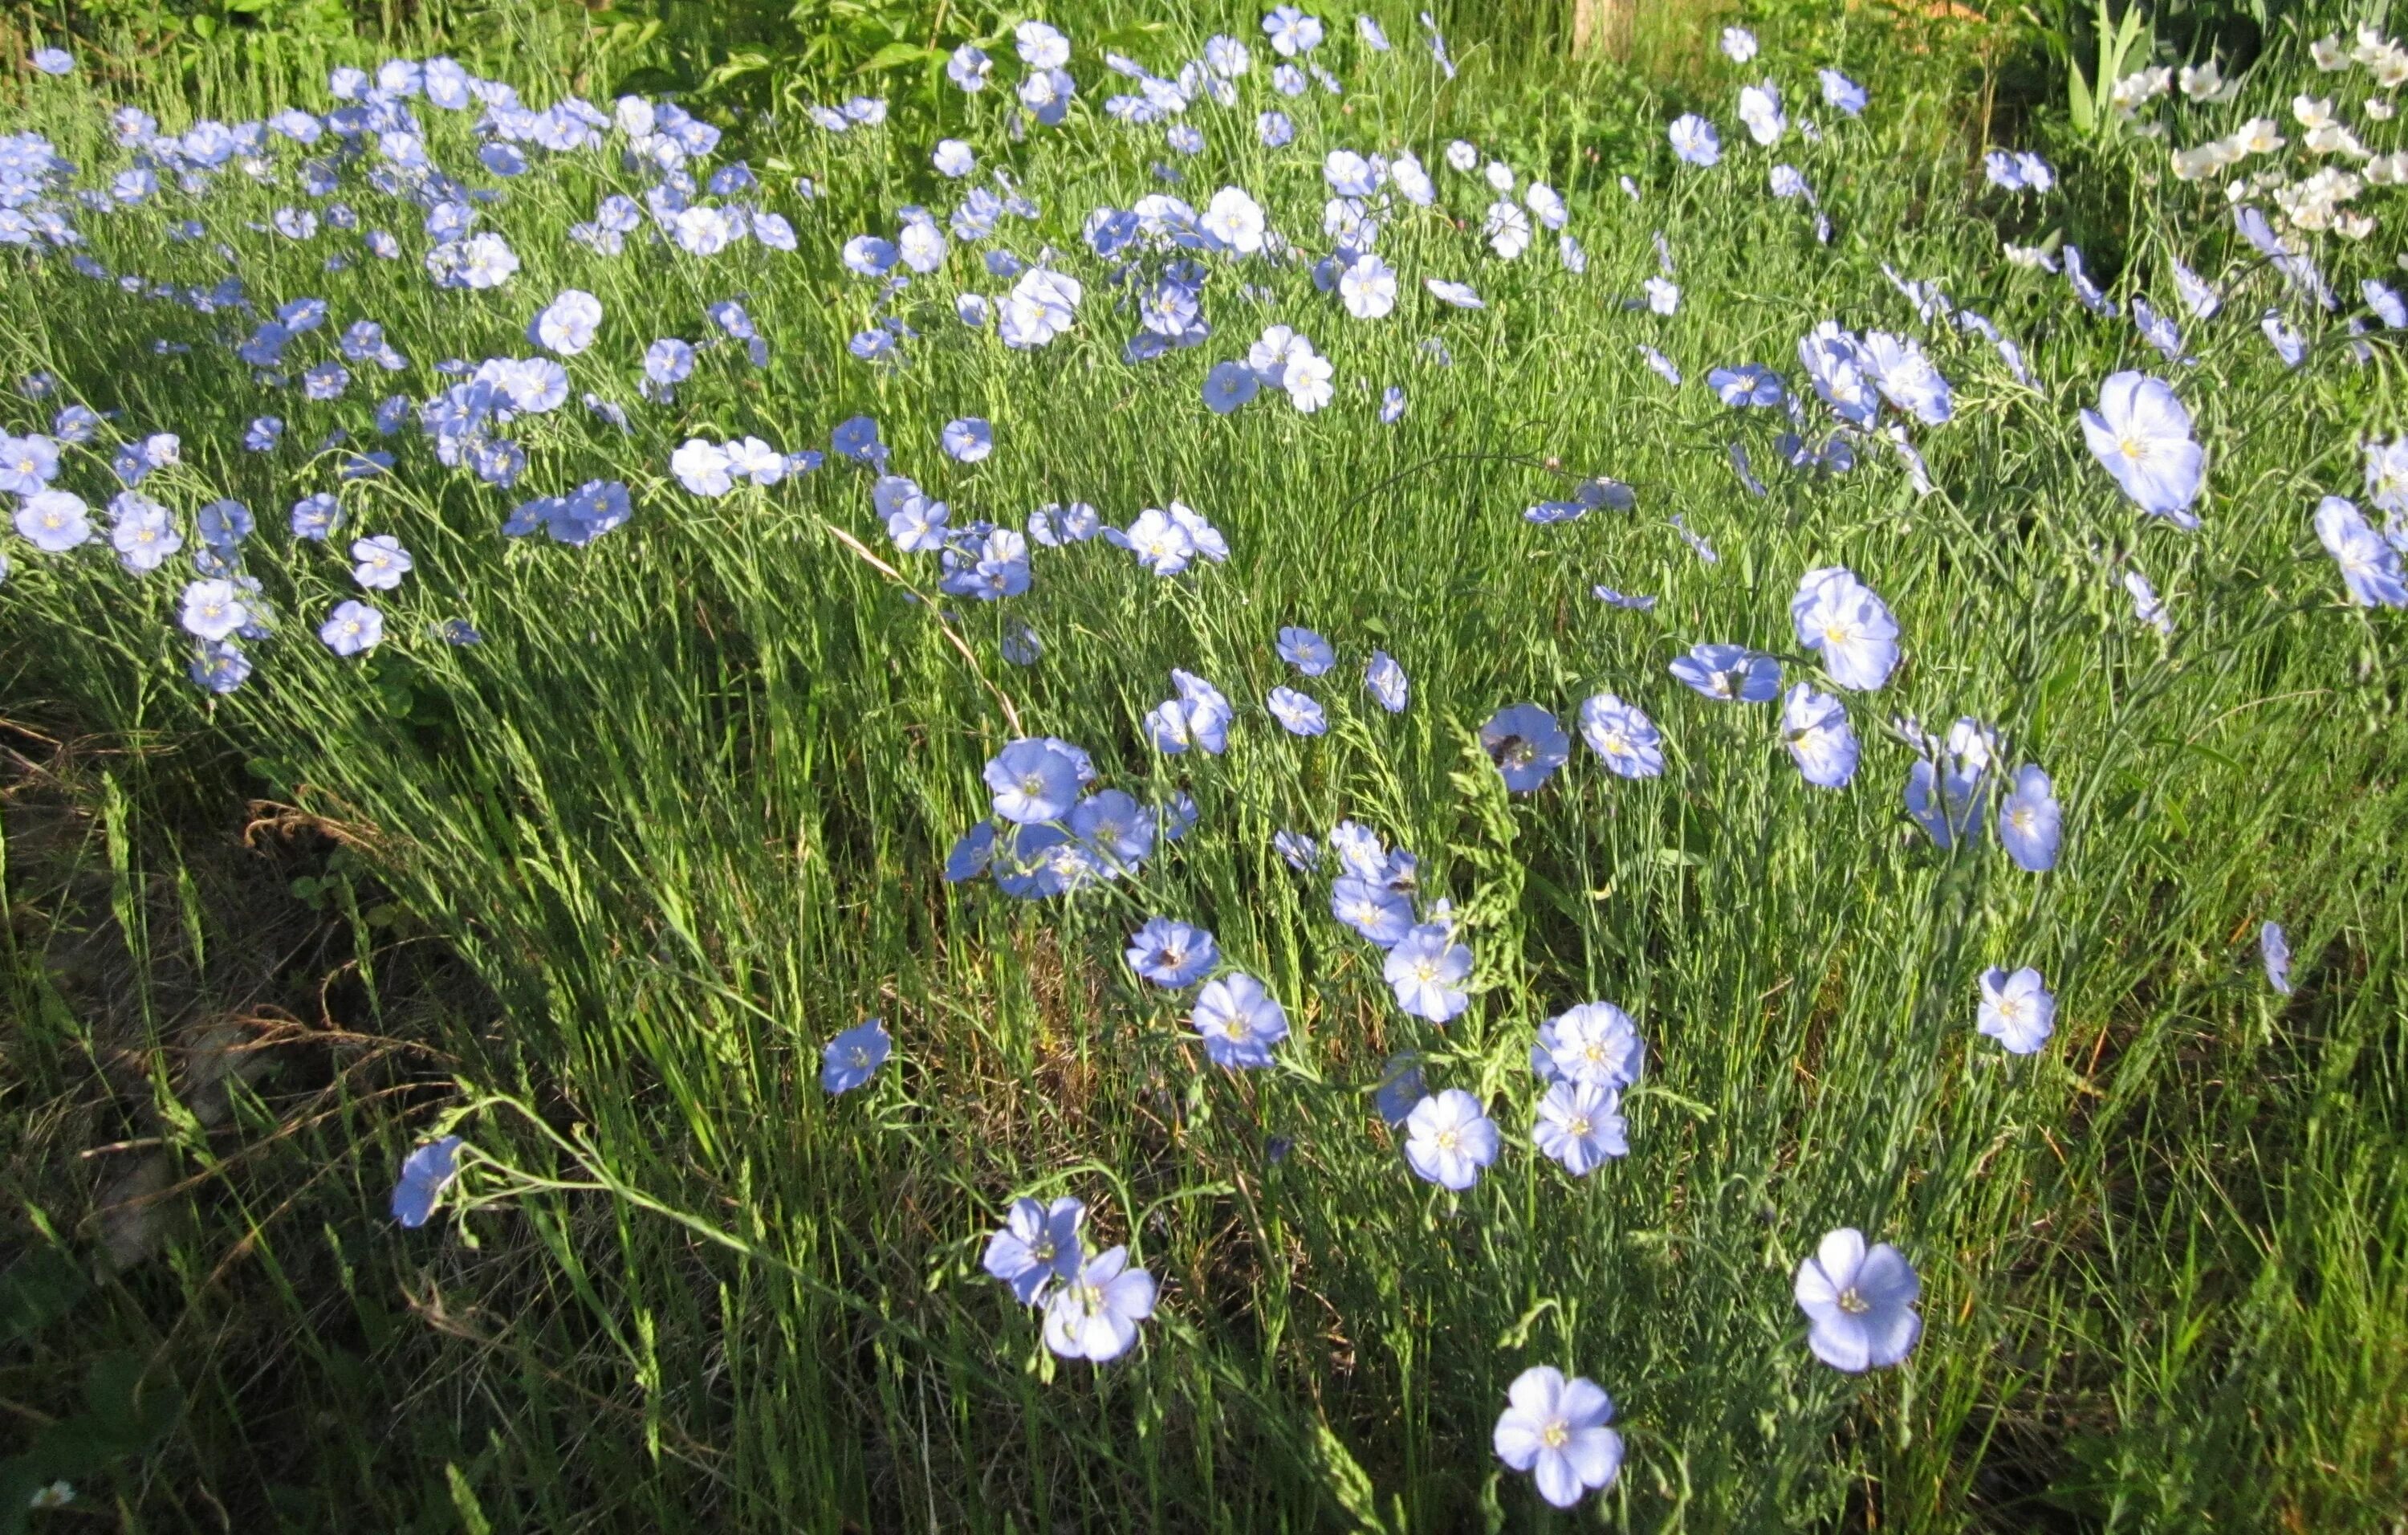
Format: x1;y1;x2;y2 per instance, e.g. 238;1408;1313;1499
533;288;602;354
1738;81;1785;145
1199;185;1266;254
1282;350;1335;412
1338;252;1397;320
670;438;734;497
1483;198;1531;259
1977;966;2056;1054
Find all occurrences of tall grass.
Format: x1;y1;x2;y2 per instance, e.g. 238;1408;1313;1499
2;1;2405;1528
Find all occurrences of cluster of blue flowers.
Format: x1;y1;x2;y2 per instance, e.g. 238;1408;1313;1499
6;6;2386;1509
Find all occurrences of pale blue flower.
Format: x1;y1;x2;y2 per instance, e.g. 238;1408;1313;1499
1795;1229;1921;1371
2081;372;2204;526
180;579;247;641
15;490;90;552
1905;716;1996;849
821;1018;892;1093
532;289;602;355
1373;1053;1422;1124
1204;361;1261;414
0;432;58;495
189;640;252;694
1819;68;1867;116
1332;876;1413;947
948;43;993;92
319;599;383;656
1481;703;1570;792
982;1196;1084;1304
2315;496;2408;607
1191;973;1289;1069
1275;625;1335;674
1997;763;2061;870
1780;684;1859;788
1669;114;1721;166
1669;642;1780;702
1128;917;1218;987
2260;921;2293;996
1404;1089;1496;1189
1072;790;1153;871
1385;922;1471;1022
390;1136;463;1228
942;417;994;462
1708;364;1784;408
1532;1082;1627;1177
350;534;413;590
1790;566;1899;690
1494;1366;1622;1509
945;823;998;882
1365;649;1409;711
1977;966;2055;1054
1579;694;1663;778
1546;1002;1643;1089
2261;307;2305;368
1041;1246;1156;1362
984;738;1087;824
108;492;180;573
1267;686;1328;735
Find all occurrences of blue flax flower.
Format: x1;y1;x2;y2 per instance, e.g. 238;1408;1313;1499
1127;917;1218;987
1996;763;2061;870
1365;650;1409;712
390;1135;465;1228
1385;922;1471;1022
982;1196;1084;1304
1794;1229;1921;1371
1481;703;1569;791
821;1019;892;1093
1331;876;1413;947
1041;1247;1156;1363
2260;921;2293;996
1532;1082;1628;1176
1190;974;1289;1069
1579;694;1664;777
1404;1089;1496;1189
1494;1366;1624;1509
1781;685;1859;788
2080;373;2204;527
1670;643;1780;702
984;738;1085;824
1976;967;2054;1054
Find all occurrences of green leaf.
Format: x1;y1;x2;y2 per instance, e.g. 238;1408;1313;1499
446;1464;494;1535
855;42;940;74
0;1248;88;1347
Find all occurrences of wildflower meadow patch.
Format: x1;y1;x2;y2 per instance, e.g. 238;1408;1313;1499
3;3;2406;1527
